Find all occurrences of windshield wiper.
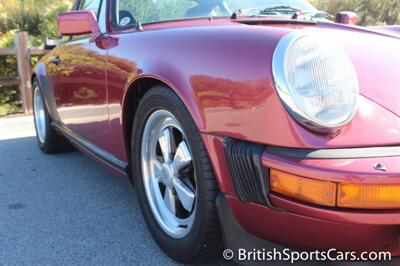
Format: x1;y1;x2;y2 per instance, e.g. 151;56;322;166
230;6;328;21
231;5;302;19
230;8;257;19
260;5;301;15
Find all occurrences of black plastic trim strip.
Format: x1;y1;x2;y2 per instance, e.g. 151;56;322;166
266;146;400;159
53;122;128;172
34;63;61;122
216;193;283;264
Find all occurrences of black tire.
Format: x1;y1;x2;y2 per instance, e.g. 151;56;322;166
131;86;223;263
32;79;71;153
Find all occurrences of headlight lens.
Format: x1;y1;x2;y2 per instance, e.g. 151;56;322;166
272;32;359;133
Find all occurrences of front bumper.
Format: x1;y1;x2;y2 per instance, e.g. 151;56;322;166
217;193;400;266
201;134;400;255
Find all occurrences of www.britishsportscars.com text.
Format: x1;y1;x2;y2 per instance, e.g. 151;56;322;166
222;248;392;263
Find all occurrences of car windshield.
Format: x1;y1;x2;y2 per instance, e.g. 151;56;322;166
114;0;318;27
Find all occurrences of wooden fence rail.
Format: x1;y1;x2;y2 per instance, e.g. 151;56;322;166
0;32;49;114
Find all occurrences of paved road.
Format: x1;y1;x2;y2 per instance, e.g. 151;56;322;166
0;116;178;265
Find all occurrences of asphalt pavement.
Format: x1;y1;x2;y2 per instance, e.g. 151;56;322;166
0;115;178;265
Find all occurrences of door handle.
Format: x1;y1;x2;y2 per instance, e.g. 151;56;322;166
50;55;61;65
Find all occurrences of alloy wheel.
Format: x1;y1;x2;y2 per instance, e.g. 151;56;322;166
33;85;46;143
141;110;197;238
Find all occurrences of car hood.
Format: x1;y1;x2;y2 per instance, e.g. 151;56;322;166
370;25;400;36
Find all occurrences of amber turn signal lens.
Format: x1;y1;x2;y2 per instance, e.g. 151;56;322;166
338;183;400;209
270;169;337;207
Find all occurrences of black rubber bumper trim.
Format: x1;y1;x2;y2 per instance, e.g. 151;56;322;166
216;194;283;265
224;138;270;206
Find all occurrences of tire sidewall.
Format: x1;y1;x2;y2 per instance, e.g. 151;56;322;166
32;81;51;150
131;87;215;261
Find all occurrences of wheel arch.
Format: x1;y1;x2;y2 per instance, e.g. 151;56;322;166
30;63;61;122
121;74;205;163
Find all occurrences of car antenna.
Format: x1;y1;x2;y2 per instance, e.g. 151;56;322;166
136;20;144;32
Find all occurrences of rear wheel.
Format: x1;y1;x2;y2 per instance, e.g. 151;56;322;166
131;86;223;263
33;80;71;153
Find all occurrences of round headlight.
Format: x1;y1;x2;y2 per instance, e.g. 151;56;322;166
272;32;359;133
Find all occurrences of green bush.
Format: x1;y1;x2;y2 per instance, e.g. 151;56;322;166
0;0;72;116
0;54;20;116
311;0;400;26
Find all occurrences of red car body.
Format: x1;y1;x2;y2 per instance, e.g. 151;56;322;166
33;0;400;258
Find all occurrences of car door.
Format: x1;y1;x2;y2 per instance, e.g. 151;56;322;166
51;0;109;149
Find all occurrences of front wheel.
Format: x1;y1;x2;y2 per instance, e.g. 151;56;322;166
131;86;223;263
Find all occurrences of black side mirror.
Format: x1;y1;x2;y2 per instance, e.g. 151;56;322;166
44;37;62;50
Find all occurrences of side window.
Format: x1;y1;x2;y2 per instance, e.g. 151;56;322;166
79;0;102;18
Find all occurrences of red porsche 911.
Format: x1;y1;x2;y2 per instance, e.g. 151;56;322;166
32;0;400;263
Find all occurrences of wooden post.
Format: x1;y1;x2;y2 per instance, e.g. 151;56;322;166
14;32;32;114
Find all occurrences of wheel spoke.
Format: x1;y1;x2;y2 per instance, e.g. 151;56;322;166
173;178;195;212
153;160;164;183
172;141;192;172
163;187;176;215
158;128;173;163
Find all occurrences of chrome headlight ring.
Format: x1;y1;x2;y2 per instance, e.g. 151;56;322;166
272;31;359;134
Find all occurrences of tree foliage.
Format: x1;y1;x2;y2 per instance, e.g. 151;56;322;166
311;0;400;25
0;0;72;47
0;0;72;116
